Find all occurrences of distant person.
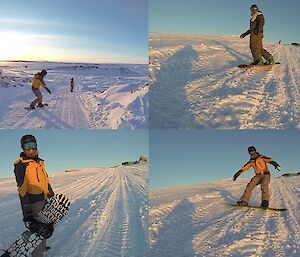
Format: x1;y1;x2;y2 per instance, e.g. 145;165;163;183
233;146;281;208
14;135;54;256
70;78;74;93
278;40;281;45
240;4;275;65
30;70;51;109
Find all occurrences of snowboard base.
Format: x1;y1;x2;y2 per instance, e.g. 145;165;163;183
225;203;287;212
238;62;280;69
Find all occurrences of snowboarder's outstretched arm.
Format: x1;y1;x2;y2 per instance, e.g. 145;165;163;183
261;155;281;170
240;30;251;38
233;161;252;180
38;76;51;94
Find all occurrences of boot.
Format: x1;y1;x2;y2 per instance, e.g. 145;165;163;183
251;56;264;65
237;200;248;206
37;103;44;108
265;56;275;65
29;104;35;109
261;200;269;208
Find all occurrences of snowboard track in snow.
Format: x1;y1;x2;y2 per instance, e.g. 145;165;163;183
149;33;300;129
0;164;148;257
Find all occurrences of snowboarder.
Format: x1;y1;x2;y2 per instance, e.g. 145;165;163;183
233;146;281;208
70;77;74;92
30;70;51;109
240;4;275;65
14;135;54;257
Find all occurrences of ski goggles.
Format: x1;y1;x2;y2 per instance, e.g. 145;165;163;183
22;142;37;150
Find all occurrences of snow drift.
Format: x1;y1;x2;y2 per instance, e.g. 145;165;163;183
149;176;300;257
149;33;300;129
0;62;148;129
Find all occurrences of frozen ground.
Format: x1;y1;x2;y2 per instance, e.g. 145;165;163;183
0;62;148;128
149;33;300;128
0;164;148;257
149;176;300;257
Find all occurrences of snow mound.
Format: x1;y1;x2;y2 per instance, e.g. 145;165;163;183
149;33;300;129
0;62;148;129
149;177;300;257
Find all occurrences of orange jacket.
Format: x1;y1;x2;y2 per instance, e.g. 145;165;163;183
240;154;279;175
32;74;45;89
14;156;50;198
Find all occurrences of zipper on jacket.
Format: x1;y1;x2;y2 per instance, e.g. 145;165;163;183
36;167;40;182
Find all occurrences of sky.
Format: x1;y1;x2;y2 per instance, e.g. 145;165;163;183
0;129;148;179
150;130;300;190
0;0;148;63
149;0;300;44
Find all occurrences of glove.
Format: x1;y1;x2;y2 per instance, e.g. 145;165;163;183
240;33;246;39
45;87;51;94
23;214;34;223
276;166;281;171
27;219;54;239
233;170;242;181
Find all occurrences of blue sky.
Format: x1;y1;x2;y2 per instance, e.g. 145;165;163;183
150;0;300;44
0;0;148;63
0;130;148;179
150;130;300;190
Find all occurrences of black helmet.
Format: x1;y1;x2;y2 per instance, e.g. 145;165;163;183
41;70;47;76
250;4;259;11
21;135;37;148
248;146;256;153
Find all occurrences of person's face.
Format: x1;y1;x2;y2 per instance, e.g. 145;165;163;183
249;150;258;159
22;142;38;158
250;8;257;14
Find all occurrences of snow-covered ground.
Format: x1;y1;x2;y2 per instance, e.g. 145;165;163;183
149;33;300;128
149;176;300;257
0;62;148;128
0;164;148;257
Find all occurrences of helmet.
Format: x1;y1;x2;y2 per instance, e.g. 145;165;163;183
250;4;259;11
21;135;37;148
248;146;256;153
41;70;47;76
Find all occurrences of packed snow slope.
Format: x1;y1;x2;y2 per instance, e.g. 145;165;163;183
149;176;300;257
0;62;148;129
149;33;300;128
0;164;148;257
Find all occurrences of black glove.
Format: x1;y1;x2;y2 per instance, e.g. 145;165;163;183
26;219;54;239
233;170;242;181
45;87;51;94
23;214;34;223
240;33;246;39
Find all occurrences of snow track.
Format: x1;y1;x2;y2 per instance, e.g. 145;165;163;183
0;62;148;128
149;33;300;128
149;177;300;257
0;164;148;257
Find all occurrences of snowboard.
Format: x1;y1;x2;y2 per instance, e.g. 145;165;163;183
2;194;70;257
225;203;287;212
25;103;48;110
238;62;280;69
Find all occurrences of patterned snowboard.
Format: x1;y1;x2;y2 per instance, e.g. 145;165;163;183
3;194;70;257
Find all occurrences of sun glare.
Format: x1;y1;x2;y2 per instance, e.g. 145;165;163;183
0;32;34;61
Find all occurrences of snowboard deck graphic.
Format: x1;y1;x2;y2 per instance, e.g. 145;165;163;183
3;194;70;257
238;62;280;69
25;103;48;110
225;203;287;212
